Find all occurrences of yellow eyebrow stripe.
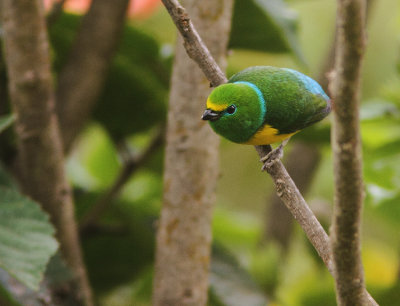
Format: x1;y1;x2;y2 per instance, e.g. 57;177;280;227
206;99;228;112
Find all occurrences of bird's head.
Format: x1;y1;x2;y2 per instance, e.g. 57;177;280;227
202;82;266;143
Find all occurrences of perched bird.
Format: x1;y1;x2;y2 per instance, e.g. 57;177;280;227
201;66;331;162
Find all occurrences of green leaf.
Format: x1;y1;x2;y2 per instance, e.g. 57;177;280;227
49;13;168;141
93;25;168;140
0;114;15;135
209;245;268;306
367;192;400;227
229;0;304;63
373;139;400;158
0;187;58;290
77;191;156;292
360;99;400;122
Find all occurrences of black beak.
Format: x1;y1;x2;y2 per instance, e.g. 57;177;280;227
201;109;221;121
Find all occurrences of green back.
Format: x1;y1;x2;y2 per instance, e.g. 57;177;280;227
229;66;330;134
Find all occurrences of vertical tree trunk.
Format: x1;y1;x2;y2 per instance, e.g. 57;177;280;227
153;0;233;305
330;0;368;304
0;1;93;305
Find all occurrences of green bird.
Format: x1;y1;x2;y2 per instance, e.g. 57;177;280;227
201;66;331;150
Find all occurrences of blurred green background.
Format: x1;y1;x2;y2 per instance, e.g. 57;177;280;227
44;0;400;305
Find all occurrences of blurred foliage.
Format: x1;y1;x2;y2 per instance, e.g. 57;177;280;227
209;244;268;306
49;13;169;141
64;0;400;304
229;0;305;64
0;0;399;305
0;114;14;134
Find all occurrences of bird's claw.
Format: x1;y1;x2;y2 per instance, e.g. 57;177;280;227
260;144;284;171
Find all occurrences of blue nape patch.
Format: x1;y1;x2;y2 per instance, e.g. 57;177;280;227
234;81;267;122
283;68;330;101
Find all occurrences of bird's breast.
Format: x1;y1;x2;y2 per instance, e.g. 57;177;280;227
243;123;299;145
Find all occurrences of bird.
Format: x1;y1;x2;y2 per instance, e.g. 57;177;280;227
201;66;331;166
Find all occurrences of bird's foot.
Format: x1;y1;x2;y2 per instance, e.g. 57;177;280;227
260;138;290;171
260;145;284;171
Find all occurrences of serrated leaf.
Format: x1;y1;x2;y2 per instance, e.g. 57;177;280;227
0;187;58;290
0;114;15;134
210;245;268;306
229;0;304;63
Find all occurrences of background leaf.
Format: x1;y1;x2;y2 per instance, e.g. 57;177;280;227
209;245;269;306
229;0;304;63
0;114;14;135
0;187;58;290
49;13;169;141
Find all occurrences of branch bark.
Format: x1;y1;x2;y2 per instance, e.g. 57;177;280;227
256;145;334;267
264;0;375;254
160;0;377;305
264;142;322;249
330;0;368;304
0;0;93;305
153;1;233;305
56;0;130;152
161;0;228;87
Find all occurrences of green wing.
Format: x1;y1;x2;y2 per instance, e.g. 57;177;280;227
229;66;331;134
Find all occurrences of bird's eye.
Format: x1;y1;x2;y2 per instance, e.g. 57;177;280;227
226;105;236;114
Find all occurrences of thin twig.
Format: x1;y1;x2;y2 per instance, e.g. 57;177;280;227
255;145;333;270
161;0;377;304
161;0;227;87
263;142;321;249
330;0;369;304
79;128;164;232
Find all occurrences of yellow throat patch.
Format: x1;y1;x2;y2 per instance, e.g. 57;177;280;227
244;124;298;145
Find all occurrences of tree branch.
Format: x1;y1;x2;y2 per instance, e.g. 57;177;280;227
264;142;321;249
255;145;333;268
79;128;164;232
161;0;377;304
0;0;93;305
161;0;227;87
56;0;130;153
154;1;233;304
330;0;368;304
